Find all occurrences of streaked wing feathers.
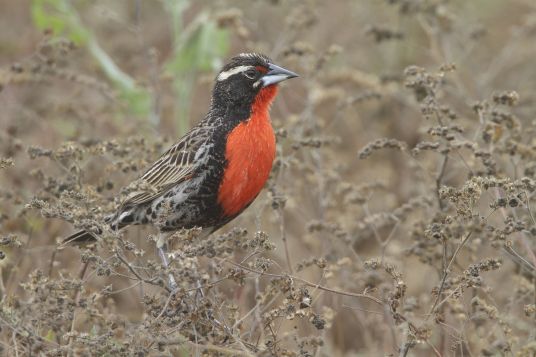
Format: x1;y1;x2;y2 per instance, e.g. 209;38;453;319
121;127;210;207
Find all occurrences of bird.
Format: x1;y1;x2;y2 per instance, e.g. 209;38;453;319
64;53;298;287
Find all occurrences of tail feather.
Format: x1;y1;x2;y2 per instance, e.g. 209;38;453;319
62;230;98;245
62;212;129;245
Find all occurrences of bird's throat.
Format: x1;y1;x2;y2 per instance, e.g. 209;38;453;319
251;85;278;116
217;86;278;217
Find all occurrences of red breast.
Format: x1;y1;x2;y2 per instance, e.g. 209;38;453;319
217;85;278;217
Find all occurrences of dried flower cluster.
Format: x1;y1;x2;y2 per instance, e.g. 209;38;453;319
1;0;535;356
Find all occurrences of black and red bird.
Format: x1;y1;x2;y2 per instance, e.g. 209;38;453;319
65;53;297;266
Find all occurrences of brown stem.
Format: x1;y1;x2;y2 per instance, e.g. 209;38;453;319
222;259;383;305
67;260;90;356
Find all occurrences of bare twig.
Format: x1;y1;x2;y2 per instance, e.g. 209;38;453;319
436;155;449;210
115;251;171;292
276;207;293;274
428;231;473;317
157;338;257;357
67;260;90;355
222;259;383;305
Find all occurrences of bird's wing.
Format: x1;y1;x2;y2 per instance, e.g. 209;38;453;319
120;126;212;207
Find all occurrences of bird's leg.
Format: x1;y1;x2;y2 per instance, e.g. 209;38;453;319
195;278;205;299
156;233;178;291
192;261;205;301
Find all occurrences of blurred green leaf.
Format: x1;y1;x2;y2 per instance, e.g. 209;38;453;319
31;0;151;117
164;8;229;134
44;329;56;342
165;14;229;74
52;118;77;137
87;37;151;116
31;0;229;126
31;0;90;45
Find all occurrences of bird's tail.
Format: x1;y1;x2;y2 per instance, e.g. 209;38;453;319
62;212;132;245
62;230;98;245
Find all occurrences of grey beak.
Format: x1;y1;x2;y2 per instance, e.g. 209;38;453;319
261;63;299;87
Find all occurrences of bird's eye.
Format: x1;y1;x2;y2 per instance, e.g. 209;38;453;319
243;68;257;79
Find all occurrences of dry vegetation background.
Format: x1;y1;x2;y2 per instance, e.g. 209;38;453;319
1;0;536;356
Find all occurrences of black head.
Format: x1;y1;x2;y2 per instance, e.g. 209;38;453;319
212;53;298;108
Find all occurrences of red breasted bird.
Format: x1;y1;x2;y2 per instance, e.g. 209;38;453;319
64;53;297;283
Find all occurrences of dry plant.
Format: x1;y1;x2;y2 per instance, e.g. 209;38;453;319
0;0;535;356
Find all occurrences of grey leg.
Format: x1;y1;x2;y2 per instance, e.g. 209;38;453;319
191;262;205;300
195;278;205;299
156;233;178;291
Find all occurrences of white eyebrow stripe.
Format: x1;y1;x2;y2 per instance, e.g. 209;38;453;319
217;65;253;81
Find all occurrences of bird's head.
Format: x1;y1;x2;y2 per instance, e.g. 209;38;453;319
212;53;298;109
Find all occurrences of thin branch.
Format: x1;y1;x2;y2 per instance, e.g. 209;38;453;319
67;260;90;355
222;259;383;305
427;230;473;317
436;154;449;210
115;251;170;291
158;338;257;357
108;281;142;295
277;208;293;274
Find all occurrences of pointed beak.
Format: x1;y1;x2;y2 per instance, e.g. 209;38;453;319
261;63;299;87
